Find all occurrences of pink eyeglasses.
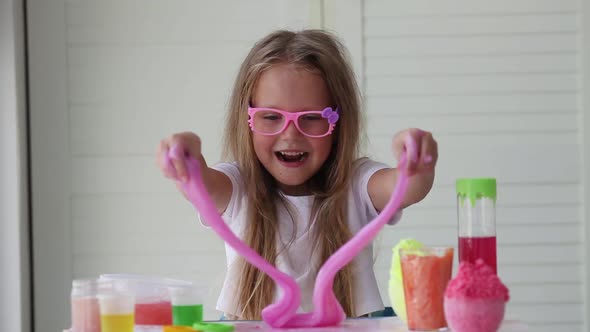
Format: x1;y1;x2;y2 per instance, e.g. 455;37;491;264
248;106;340;138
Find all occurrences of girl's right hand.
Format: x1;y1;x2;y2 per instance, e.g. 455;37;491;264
157;132;202;183
157;132;232;213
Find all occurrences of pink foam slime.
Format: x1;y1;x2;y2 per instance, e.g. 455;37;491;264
165;137;415;328
444;259;510;332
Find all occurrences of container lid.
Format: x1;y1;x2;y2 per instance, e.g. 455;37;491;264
71;278;97;295
456;178;496;206
71;278;113;297
99;274;192;287
99;274;192;302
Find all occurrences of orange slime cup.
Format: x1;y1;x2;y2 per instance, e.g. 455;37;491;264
400;247;454;331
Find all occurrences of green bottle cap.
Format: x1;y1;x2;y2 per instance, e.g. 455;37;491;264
456;178;496;206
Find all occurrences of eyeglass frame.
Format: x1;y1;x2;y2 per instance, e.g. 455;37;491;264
247;106;340;138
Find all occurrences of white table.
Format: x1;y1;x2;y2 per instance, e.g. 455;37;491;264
130;317;530;332
178;317;529;332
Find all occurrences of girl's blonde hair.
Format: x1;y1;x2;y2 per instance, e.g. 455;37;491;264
222;29;363;320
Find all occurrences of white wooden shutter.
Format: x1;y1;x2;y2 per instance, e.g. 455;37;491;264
28;1;312;330
326;1;585;331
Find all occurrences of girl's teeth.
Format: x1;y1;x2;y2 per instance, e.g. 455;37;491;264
276;151;307;162
280;152;304;156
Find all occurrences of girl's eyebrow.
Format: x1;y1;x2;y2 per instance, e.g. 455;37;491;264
257;105;283;110
248;102;280;109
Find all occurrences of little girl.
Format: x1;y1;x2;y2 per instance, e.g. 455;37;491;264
157;29;438;320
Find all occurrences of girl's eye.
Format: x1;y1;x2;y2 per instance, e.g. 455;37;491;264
301;114;322;121
262;113;281;120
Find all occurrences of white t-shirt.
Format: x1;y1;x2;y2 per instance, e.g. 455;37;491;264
206;158;402;317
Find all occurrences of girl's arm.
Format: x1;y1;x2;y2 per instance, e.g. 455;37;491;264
157;132;232;213
368;129;438;211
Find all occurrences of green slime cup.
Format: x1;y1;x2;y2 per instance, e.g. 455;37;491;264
170;286;203;326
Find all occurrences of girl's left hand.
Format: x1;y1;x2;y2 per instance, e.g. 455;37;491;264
392;128;438;175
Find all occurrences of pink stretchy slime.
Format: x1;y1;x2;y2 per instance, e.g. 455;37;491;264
165;137;416;328
444;259;510;332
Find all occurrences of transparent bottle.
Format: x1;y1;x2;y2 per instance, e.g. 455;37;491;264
97;279;135;332
456;178;497;274
70;279;101;332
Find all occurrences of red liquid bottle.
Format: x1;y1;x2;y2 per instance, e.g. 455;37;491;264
456;178;497;274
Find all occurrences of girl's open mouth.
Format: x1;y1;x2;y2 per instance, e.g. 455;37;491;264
275;151;309;163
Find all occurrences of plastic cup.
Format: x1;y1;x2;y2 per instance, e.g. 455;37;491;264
97;286;135;332
99;274;191;326
170;286;203;326
400;247;454;331
70;278;101;332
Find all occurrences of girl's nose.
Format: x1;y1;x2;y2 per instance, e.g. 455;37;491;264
281;120;303;137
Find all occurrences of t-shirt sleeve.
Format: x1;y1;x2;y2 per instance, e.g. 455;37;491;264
197;162;243;227
354;158;403;226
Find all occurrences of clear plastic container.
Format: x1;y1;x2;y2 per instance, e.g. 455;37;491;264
456;178;498;274
400;247;454;331
69;278;102;332
99;274;192;326
97;280;135;332
169;286;203;326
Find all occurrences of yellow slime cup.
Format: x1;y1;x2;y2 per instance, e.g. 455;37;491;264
389;238;424;322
